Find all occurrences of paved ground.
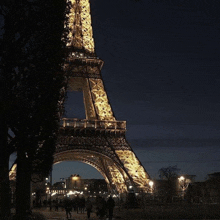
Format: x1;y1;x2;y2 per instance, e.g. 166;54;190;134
34;207;118;220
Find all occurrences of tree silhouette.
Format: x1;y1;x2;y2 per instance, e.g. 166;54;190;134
158;165;180;202
158;165;180;180
0;0;70;219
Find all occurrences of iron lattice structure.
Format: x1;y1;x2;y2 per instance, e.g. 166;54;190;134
54;0;151;193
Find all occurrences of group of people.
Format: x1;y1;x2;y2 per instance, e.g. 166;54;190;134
95;196;115;220
64;195;115;220
63;196;86;218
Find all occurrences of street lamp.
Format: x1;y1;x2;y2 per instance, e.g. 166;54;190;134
149;181;154;187
149;181;154;193
179;176;185;181
178;176;186;199
178;176;186;189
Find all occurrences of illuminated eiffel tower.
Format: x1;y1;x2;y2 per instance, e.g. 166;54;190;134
55;0;151;194
8;0;152;194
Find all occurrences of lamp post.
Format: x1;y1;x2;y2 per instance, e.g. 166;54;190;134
178;176;186;199
149;181;154;193
84;187;88;197
50;171;52;211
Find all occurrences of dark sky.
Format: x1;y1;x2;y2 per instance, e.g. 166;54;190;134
4;0;220;182
62;0;220;183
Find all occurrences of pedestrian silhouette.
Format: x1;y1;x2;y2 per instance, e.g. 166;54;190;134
85;197;93;220
107;196;115;220
99;197;107;220
64;198;72;219
79;196;86;213
55;198;59;211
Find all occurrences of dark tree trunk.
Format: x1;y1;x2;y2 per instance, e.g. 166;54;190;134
0;119;11;220
15;150;31;220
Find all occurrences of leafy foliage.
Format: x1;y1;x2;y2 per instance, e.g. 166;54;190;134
0;0;70;178
0;0;71;218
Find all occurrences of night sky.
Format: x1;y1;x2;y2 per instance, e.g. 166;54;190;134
4;0;220;183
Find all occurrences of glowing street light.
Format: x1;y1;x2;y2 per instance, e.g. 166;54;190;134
178;176;186;190
148;181;154;193
72;176;79;181
178;175;188;199
179;176;185;181
149;181;154;188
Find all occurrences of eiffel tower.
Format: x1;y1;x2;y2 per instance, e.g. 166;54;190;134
54;0;152;194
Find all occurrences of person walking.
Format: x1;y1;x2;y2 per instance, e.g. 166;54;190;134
95;196;102;217
55;198;59;211
75;195;80;213
85;197;93;220
64;198;72;219
99;197;107;220
106;196;115;220
79;196;86;213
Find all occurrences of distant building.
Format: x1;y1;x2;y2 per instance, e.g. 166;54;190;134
47;174;108;199
180;173;220;204
84;179;108;195
205;172;220;203
66;174;83;190
207;172;220;179
53;181;65;190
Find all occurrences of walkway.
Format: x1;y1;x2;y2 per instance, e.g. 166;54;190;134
33;207;119;220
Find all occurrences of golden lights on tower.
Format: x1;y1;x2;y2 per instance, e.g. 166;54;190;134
66;0;95;53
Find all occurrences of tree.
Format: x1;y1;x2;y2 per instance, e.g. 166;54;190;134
0;0;141;218
158;165;180;180
0;0;70;219
158;165;180;202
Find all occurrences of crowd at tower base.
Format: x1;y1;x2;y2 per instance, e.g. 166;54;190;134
19;171;219;210
6;172;220;220
45;195;116;220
